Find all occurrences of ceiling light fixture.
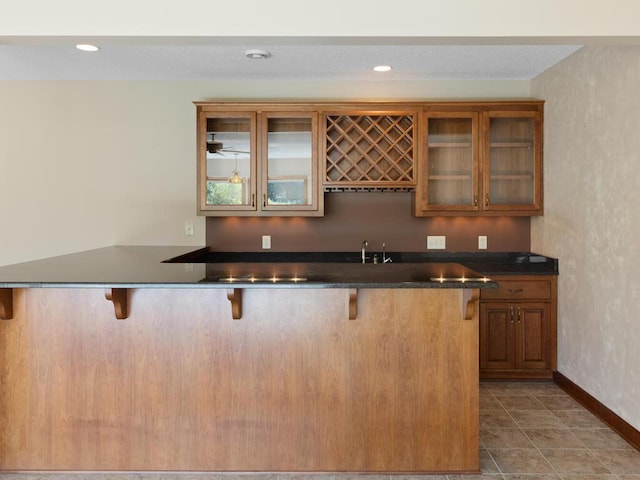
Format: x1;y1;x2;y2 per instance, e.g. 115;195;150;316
228;154;244;184
245;49;271;60
373;65;392;72
75;44;99;52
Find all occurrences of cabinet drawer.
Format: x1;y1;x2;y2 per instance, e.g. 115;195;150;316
481;279;552;301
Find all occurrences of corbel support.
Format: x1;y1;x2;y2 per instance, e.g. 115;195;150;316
227;288;243;320
348;288;358;320
0;288;13;320
462;289;479;321
105;288;129;320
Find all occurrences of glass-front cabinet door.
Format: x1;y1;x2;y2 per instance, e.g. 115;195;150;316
198;112;257;213
418;112;480;213
482;110;542;214
260;112;319;212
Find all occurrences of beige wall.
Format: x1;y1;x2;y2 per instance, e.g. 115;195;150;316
0;79;529;266
532;46;640;429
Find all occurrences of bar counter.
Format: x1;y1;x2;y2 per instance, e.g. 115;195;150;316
0;245;500;289
0;246;557;474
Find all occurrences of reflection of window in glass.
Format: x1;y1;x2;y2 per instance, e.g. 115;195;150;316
267;177;307;205
206;177;246;205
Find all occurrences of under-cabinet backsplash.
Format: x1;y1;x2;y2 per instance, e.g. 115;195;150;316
206;192;530;252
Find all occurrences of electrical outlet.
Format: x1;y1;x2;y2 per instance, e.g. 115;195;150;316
262;235;271;249
184;221;194;236
478;235;488;250
427;235;446;250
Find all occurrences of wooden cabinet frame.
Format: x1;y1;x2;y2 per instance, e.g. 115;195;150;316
195;101;543;218
195;103;323;217
416;101;544;217
479;275;557;380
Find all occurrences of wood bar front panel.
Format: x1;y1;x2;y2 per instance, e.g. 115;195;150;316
0;288;478;472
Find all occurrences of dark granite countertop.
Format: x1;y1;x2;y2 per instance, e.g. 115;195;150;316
168;249;559;276
0;246;557;289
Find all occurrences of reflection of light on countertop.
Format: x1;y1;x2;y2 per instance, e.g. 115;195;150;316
430;276;491;283
218;275;308;283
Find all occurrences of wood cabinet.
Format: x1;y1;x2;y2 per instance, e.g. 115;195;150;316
196;104;323;217
415;102;543;216
479;275;557;379
195;101;543;218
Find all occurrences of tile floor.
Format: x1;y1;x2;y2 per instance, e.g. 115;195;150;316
476;380;640;479
0;382;638;480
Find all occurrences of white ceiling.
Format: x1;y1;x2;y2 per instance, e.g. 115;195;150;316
0;43;582;81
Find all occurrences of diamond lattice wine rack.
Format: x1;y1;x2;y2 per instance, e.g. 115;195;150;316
324;114;416;189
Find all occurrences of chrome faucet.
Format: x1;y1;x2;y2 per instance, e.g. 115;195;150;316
382;242;392;263
361;240;368;264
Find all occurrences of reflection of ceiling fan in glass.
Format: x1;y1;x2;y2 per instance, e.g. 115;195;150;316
206;133;249;155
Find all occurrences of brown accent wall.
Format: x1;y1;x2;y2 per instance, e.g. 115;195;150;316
206;192;530;252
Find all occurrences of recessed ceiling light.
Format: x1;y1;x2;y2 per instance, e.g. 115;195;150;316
245;49;271;59
75;44;99;52
373;65;392;72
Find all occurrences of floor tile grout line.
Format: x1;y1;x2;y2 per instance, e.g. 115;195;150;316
501;398;562;477
488;383;618;477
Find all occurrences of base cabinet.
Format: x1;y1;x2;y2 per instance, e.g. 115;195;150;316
480;276;557;379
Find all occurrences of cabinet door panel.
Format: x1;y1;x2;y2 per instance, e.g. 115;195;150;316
261;113;319;212
417;112;479;214
517;303;550;369
480;303;514;369
482;110;542;214
198;112;257;213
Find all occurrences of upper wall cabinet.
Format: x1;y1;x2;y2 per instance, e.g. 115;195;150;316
415;102;543;216
196;101;543;218
322;108;418;190
196;104;322;217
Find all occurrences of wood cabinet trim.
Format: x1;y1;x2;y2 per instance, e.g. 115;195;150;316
0;287;13;320
104;288;129;320
226;288;243;319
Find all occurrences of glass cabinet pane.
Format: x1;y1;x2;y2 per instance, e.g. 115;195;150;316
205;117;252;206
264;117;314;207
488;116;535;206
426;117;476;207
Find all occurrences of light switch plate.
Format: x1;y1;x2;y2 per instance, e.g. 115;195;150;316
427;235;446;250
262;235;271;249
478;235;488;250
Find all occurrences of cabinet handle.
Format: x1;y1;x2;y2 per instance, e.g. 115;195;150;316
473;195;478;207
508;288;524;294
509;305;515;324
485;193;490;207
263;194;267;208
516;306;521;323
251;194;255;207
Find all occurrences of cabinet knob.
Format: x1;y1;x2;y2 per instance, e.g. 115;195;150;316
473;195;478;207
485;193;490;207
251;194;255;207
263;194;267;208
